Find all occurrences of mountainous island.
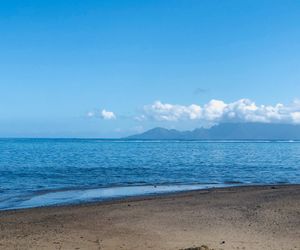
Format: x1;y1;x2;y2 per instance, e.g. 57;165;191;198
126;123;300;140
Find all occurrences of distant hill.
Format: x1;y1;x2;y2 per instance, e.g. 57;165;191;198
126;123;300;140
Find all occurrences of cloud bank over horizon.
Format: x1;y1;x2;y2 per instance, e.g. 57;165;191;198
139;99;300;126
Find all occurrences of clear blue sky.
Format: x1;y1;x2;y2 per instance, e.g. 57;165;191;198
1;0;300;137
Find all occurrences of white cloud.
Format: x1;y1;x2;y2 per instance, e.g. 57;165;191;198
101;109;116;120
141;99;300;125
202;99;227;121
143;101;202;121
86;109;116;120
291;112;300;123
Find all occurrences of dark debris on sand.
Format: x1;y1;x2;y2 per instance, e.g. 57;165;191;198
181;245;214;250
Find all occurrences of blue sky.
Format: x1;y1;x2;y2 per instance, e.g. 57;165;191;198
1;0;300;137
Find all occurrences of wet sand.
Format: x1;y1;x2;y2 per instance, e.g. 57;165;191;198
0;185;299;250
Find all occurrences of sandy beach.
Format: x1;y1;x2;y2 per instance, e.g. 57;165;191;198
0;185;299;250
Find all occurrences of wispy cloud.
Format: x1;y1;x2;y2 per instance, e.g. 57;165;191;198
86;111;95;117
139;99;300;125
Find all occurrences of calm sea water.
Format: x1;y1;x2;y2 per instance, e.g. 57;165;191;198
0;139;300;210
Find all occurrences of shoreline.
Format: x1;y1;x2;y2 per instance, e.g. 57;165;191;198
0;184;299;249
0;183;232;212
0;183;295;212
0;183;234;211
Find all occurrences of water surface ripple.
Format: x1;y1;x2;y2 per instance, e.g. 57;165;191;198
0;139;299;210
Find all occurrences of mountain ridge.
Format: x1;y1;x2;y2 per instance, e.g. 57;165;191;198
126;123;300;140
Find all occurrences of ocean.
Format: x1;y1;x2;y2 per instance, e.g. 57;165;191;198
0;139;299;210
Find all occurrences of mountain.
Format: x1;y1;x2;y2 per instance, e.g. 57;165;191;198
126;123;300;140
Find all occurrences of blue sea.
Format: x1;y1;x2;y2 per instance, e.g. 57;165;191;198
0;139;300;210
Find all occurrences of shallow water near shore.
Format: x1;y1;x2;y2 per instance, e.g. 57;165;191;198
0;139;300;210
0;184;234;210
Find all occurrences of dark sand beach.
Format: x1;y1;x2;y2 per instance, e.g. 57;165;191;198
0;185;299;250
